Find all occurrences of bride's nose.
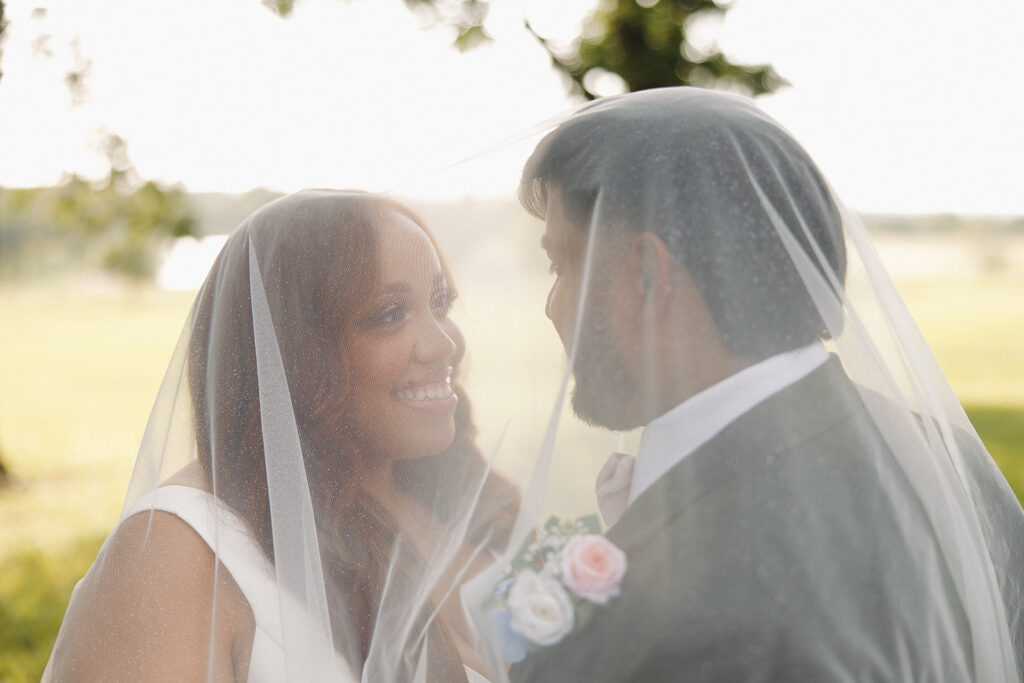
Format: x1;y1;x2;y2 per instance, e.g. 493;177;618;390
414;317;457;364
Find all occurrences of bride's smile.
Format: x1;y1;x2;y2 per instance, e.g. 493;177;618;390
394;369;456;404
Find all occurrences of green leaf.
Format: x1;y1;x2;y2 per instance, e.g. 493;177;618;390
261;0;294;17
454;24;490;52
577;514;602;534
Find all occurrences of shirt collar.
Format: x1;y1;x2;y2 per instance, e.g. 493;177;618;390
627;342;829;505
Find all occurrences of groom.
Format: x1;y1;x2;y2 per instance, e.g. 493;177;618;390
507;89;1011;681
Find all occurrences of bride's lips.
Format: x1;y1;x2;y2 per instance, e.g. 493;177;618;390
393;371;458;413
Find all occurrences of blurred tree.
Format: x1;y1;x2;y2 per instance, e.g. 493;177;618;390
0;9;196;281
51;134;196;280
264;0;784;99
558;0;784;98
1;0;7;82
1;135;195;281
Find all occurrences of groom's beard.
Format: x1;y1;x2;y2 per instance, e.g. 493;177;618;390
569;300;639;431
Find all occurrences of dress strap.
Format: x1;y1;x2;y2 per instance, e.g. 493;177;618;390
123;485;281;635
123;485;357;681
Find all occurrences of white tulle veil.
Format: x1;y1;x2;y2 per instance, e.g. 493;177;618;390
459;88;1024;681
45;88;1024;682
46;190;523;682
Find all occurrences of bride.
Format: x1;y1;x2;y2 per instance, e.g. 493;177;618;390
44;190;518;681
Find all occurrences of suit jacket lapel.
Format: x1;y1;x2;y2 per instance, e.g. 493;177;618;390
607;355;858;551
510;357;866;682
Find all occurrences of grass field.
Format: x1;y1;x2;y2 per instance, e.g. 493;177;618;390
1;264;1022;680
894;273;1024;496
0;285;195;680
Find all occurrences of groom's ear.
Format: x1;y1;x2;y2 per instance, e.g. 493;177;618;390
633;232;674;308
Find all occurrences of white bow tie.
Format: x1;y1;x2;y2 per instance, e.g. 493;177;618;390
595;452;636;527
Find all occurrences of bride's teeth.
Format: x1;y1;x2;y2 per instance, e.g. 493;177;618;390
396;382;454;401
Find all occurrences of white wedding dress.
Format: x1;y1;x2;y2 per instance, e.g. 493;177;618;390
49;484;492;683
45;485;356;682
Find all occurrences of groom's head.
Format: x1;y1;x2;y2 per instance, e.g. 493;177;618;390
520;88;846;430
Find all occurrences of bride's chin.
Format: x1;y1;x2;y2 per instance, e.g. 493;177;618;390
394;428;458;461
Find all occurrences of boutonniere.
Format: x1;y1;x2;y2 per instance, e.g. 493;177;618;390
485;515;627;662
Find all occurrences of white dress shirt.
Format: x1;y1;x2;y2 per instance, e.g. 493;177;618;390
595;342;829;525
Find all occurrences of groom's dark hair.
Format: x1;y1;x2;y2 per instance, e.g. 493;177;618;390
519;88;847;360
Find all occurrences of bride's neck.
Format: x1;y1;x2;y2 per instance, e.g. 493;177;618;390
360;459;403;509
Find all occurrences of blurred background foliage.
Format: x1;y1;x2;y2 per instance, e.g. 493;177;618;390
3;0;780;292
0;1;6;80
0;6;195;285
269;0;784;99
1;134;195;282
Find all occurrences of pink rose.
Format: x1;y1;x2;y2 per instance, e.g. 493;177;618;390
559;534;627;604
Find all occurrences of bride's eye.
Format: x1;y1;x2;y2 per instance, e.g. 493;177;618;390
431;288;457;316
361;302;407;328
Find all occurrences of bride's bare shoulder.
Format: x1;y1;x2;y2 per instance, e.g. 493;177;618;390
49;509;253;681
106;508;227;593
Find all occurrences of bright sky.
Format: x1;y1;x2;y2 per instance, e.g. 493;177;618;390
1;0;1022;214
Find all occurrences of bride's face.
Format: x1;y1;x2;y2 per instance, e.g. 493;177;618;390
346;211;462;462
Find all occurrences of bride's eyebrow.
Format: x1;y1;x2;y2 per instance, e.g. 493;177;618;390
378;272;447;295
378;283;411;295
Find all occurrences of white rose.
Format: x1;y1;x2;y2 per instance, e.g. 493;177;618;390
507;569;575;646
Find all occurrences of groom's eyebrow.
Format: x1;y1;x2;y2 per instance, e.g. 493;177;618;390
540;234;557;258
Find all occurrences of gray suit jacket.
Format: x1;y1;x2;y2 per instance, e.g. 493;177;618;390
511;358;1024;682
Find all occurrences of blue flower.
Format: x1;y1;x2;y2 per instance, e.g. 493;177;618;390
493;577;515;600
489;608;529;663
